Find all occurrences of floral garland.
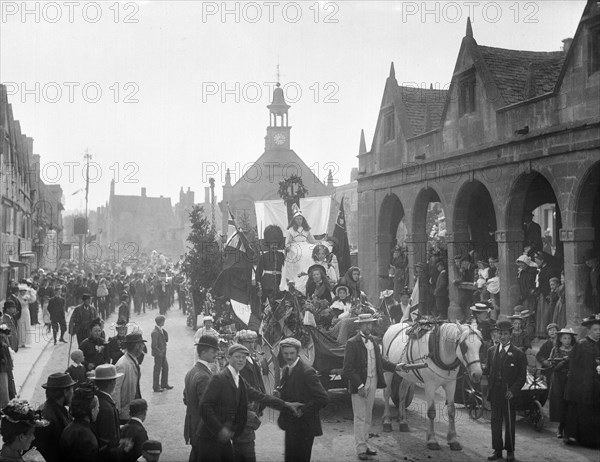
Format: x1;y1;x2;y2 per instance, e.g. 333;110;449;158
278;175;308;205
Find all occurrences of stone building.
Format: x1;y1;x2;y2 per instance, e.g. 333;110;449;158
220;82;332;234
96;180;183;260
0;84;35;300
357;1;600;327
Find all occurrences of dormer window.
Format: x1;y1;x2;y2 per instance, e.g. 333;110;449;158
383;110;395;143
458;69;477;116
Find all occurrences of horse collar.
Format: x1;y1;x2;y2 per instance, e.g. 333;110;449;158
428;326;461;371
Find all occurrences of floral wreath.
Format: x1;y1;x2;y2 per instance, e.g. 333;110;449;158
278;175;308;204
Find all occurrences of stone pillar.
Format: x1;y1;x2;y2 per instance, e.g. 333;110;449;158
495;230;523;318
446;232;471;321
560;227;595;330
376;232;393;297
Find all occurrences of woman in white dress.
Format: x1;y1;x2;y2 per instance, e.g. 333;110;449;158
280;207;316;293
16;284;35;347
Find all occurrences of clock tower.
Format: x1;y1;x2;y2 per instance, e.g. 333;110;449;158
265;82;291;150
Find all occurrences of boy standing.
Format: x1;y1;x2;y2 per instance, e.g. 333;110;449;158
151;315;172;392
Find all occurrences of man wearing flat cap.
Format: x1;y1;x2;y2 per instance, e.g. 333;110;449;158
34;372;76;462
484;320;527;462
277;337;329;462
197;343;302;462
184;335;219;462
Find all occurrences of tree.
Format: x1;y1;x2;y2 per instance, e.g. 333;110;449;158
182;205;222;292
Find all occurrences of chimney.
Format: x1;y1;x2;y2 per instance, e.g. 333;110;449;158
562;37;573;53
350;168;358;182
141;187;146;197
205;187;210;204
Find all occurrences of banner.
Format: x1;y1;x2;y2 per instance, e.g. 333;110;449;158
230;299;252;326
255;196;331;238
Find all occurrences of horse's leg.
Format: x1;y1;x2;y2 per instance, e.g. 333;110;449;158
382;371;393;432
398;379;410;432
425;384;440;450
443;380;462;450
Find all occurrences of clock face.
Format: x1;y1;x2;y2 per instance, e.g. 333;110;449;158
274;133;286;145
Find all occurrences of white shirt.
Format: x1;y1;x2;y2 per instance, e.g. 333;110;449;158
130;417;144;426
499;343;511;354
227;365;240;388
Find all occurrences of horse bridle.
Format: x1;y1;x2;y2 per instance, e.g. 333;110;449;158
456;324;483;371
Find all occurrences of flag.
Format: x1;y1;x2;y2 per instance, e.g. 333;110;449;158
401;285;420;323
332;197;352;276
212;206;255;312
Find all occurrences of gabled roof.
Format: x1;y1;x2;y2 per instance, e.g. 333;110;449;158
478;46;565;105
393;85;448;136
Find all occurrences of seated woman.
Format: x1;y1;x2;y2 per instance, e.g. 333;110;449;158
330;284;352;324
281;205;316;294
310;244;338;286
304;265;333;329
339;267;362;299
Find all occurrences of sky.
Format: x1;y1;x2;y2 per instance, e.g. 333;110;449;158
0;0;587;213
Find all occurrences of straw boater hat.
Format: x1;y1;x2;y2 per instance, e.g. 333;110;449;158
556;328;577;339
354;313;377;324
90;364;123;381
470;302;491;313
0;324;10;334
42;372;76;389
380;289;394;299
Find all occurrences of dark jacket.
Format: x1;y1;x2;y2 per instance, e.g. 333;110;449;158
35;399;73;462
433;269;448;298
276;359;329;437
47;296;66;321
106;335;126;364
66;364;87;384
80;337;108;371
517;266;537;303
60;418;99;462
198;367;286;442
343;333;396;394
565;336;600;405
183;361;213;445
93;390;121;451
484;343;527;403
69;304;98;337
120;418;148;462
150;326;168;357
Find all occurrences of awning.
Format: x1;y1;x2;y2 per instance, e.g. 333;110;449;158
8;260;28;267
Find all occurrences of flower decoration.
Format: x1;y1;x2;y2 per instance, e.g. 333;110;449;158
278;175;308;205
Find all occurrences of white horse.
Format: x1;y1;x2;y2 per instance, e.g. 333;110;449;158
382;322;483;450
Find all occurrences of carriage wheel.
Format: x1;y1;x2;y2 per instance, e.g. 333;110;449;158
462;381;484;420
533;400;544;432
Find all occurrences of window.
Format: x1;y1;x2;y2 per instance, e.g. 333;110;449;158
458;69;477;116
383;111;395;143
588;26;600;75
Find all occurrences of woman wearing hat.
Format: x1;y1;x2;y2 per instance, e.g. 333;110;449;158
60;382;101;462
305;265;334;329
0;399;48;462
507;310;532;352
548;328;576;438
564;315;600;447
80;319;108;372
516;255;537;312
15;285;34;348
533;251;561;339
281;205;316;293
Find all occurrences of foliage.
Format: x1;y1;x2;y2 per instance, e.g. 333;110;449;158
278;175;308;206
182;205;222;290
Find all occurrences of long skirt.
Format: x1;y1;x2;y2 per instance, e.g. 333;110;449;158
17;307;33;347
565;401;600;448
548;371;568;425
536;295;550;338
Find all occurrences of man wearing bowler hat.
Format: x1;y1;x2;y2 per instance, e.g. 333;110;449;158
35;372;76;462
115;332;146;422
91;364;125;460
484;320;527;462
184;335;219;462
343;314;407;460
69;293;98;346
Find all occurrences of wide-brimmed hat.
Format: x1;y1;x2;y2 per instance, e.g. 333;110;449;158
307;264;326;276
354;313;378;324
90;364;123;381
380;289;394;299
203;316;214;323
581;314;600;327
492;320;514;331
122;333;146;344
556;328;577;338
42;372;77;389
1;400;49;427
113;317;128;328
516;255;534;266
518;310;532;318
195;335;219;349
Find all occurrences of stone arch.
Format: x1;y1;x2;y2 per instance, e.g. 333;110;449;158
377;193;406;293
412;186;444;264
453;180;498;259
573;160;600;248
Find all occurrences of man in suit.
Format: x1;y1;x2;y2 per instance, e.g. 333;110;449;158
343;314;406;460
523;212;543;253
433;260;449;319
120;399;149;462
91;364;124;462
277;337;329;462
151;315;172;392
184;335;219;462
35;372;76;462
197;343;301;462
484;320;527;462
115;333;146;423
69;293;98;346
47;286;67;345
